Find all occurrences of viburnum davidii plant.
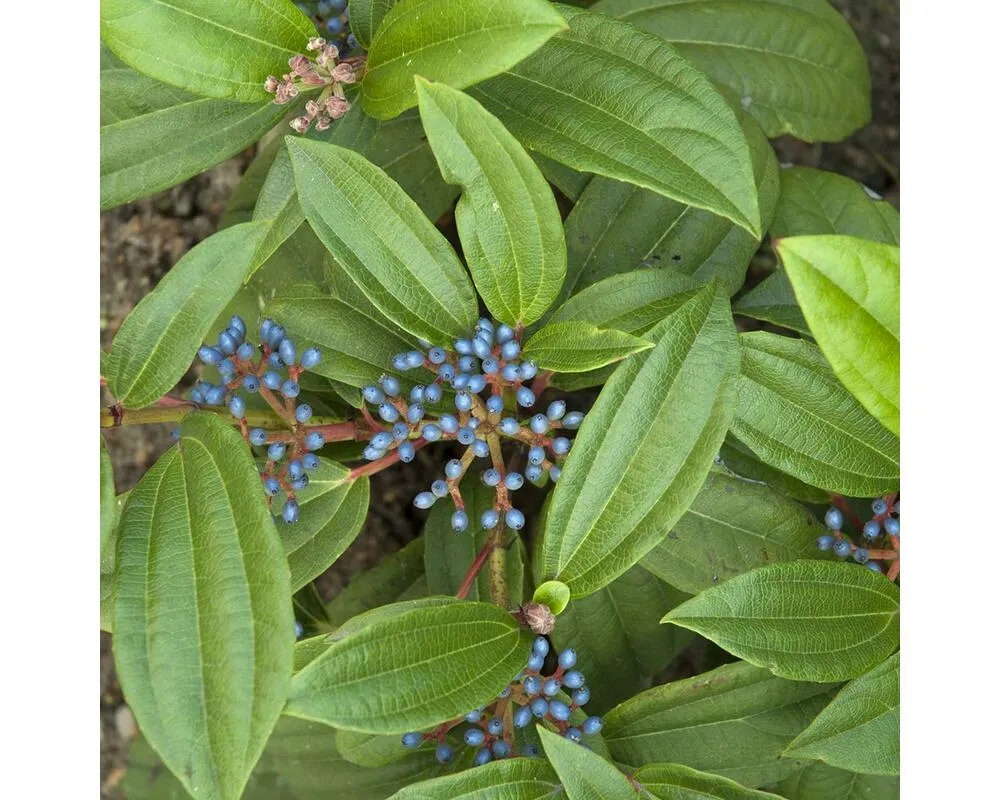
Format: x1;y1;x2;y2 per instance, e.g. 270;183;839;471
100;1;900;798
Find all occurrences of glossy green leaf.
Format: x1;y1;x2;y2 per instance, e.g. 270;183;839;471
523;321;653;373
632;763;785;800
550;565;692;715
559;111;778;302
472;8;762;236
777;763;899;800
350;0;400;48
288;138;478;341
539;282;740;597
107;222;266;408
113;413;293;799
387;758;560;799
594;0;871;141
360;0;566;119
777;236;900;435
716;435;830;505
663;561;900;682
269;459;370;592
538;725;635;799
732;331;899;497
785;653;899;775
100;438;114;552
286;601;532;733
604;661;836;786
325;537;427;627
640;470;823;594
533;580;571;616
100;0;315;102
327;597;462;644
416;79;566;325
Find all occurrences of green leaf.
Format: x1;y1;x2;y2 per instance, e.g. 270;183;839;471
538;725;636;799
100;63;288;210
732;331;899;497
593;0;871;141
325;537;427;627
523;321;653;372
532;580;571;616
640;470;823;594
100;0;316;102
776;763;899;800
221;137;283;228
558;111;778;301
113;413;293;799
716;435;830;505
472;7;762;236
632;763;786;800
777;236;900;435
539;282;739;597
327;597;462;644
286;601;532;733
100;438;114;552
100;490;129;633
662;561;900;682
349;0;400;48
360;0;567;119
603;661;836;786
387;758;560;799
287;138;478;342
269;459;370;592
336;728;414;769
107;222;266;408
732;270;811;336
416;79;566;325
533;153;592;202
550;564;692;715
784;653;899;775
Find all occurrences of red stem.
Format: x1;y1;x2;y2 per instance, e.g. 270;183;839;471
456;540;494;600
348;438;429;480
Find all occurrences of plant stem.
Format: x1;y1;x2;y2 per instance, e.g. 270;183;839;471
348;438;429;480
456;540;493;600
487;529;509;609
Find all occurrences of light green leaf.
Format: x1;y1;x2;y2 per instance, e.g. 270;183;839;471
777;236;900;435
785;653;899;775
777;763;899;800
325;537;427;627
716;435;830;505
360;0;567;119
287;138;478;341
594;0;871;141
550;564;692;715
100;490;130;633
662;561;900;682
533;580;571;616
559;111;778;301
539;282;739;597
523;321;653;373
472;7;762;236
537;725;635;799
286;601;532;733
107;221;266;409
336;728;413;769
632;763;786;800
732;331;899;497
269;459;370;592
416;79;566;325
100;0;315;102
387;758;560;799
294;635;332;672
100;438;114;552
349;0;400;48
603;661;836;786
113;413;293;799
640;470;823;594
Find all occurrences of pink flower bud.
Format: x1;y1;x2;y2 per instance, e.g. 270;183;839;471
513;603;556;635
301;71;328;86
290;116;312;134
307;37;327;52
289;54;311;75
314;114;332;131
331;63;356;84
305;99;322;118
264;75;280;93
326;96;351;119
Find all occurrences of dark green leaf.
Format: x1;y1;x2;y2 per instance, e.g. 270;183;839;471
325;537;427;627
387;758;560;799
113;413;293;799
594;0;871;141
472;7;762;235
327;597;462;644
732;331;899;497
286;601;532;733
784;653;899;775
716;435;830;505
604;661;836;786
523;321;652;372
107;222;266;408
349;0;400;48
100;438;114;552
539;282;739;597
632;763;786;800
662;561;900;682
416;79;566;325
732;270;810;336
288;138;478;341
360;0;567;119
336;728;413;769
100;0;316;101
538;725;636;799
640;470;823;594
777;236;900;435
533;153;592;201
100;490;129;633
776;763;899;800
550;564;692;715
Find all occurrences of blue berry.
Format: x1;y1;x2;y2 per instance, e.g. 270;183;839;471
487;717;503;736
290;476;309;491
465;709;482;724
330;0;347;12
523;675;542;695
263;477;281;496
472;438;490;458
548;700;571;721
492;741;510;759
424;384;442;404
392;422;410;441
564;728;582;743
279;338;297;366
445;459;463;479
406;403;425;424
218;331;237;355
528;446;545;465
294;403;313;423
866;561;883;573
853;548;870;564
496;324;515;344
892;500;900;514
581;716;603;736
421;423;442;442
481;509;500;529
464;728;485;747
525;464;543;482
428;347;447;364
207;382;229;402
563;670;585;689
325;16;344;34
530;414;548;434
530;698;548;718
458;356;478;374
198;345;223;365
505;472;524;491
455;338;474;355
514;705;533;728
549;466;561;482
558;649;577;670
294;620;304;639
468;375;487;393
266;324;285;348
259;319;274;341
250;428;268;446
506;509;525;530
498;685;512;700
501;364;521;382
516;387;536;408
439;364;456;381
378;403;399;423
281;380;300;399
451;510;468;532
218;359;236;378
229;316;246;338
398;441;416;462
431;480;449;498
438;415;459;434
533;636;549;657
268;352;284;369
863;520;881;540
520;361;538;380
527;653;544;672
363;385;384;404
305;431;325;450
817;534;835;551
363;444;386;461
288;460;304;480
268;442;286;461
381;376;401;397
562;411;584;429
190;387;205;404
390;353;409;371
543;401;565;421
825;508;844;530
482;357;500;375
471;747;491;767
482;469;501;487
543;678;560;697
455;391;473;412
435;743;453;764
401;732;422;749
571;687;591;706
236;342;255;361
473;337;492;359
457;426;475;445
242;375;260;393
405;351;424;369
300;348;321;369
524;744;540;758
410;385;425;404
282;500;300;524
414;492;436;509
872;498;888;515
486;395;504;414
833;540;852;558
371;432;393;450
501;341;520;361
302;453;320;470
884;517;900;536
552;437;571;455
498;417;520;436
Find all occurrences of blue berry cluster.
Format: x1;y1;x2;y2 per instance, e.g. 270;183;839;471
401;637;602;765
295;0;357;54
817;496;900;574
360;317;585;535
195;316;323;524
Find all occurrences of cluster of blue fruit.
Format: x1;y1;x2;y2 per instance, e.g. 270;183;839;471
817;497;900;572
401;636;603;764
195;316;323;524
359;317;584;535
295;0;357;54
